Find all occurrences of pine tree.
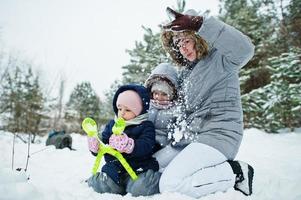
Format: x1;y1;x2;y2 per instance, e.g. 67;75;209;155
100;80;121;125
121;27;170;84
101;1;188;119
65;82;102;133
241;87;267;129
242;47;301;132
217;0;301;132
264;47;301;132
0;65;24;132
23;67;44;141
284;0;301;48
0;58;44;140
102;2;183;118
219;0;279;93
120;0;187;84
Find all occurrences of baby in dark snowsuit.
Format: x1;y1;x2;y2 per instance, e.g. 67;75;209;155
87;84;160;196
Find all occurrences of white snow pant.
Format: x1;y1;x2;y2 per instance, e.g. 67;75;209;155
159;143;235;198
153;145;181;171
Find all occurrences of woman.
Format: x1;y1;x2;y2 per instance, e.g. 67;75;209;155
156;7;255;198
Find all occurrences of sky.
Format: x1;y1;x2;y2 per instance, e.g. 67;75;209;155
0;0;220;100
1;128;301;200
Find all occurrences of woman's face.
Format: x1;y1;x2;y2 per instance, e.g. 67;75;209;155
176;38;197;62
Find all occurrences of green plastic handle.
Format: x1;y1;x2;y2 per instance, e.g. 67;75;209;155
112;117;126;135
92;146;138;180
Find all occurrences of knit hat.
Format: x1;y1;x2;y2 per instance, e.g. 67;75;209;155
151;80;174;99
116;90;143;116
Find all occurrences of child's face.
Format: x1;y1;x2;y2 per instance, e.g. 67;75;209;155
117;104;136;121
152;90;171;101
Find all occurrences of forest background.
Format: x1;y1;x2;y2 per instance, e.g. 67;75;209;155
0;0;300;142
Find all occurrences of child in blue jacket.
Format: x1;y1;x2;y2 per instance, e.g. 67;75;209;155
87;84;160;196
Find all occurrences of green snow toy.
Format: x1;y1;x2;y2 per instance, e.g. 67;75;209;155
112;117;126;135
82;117;138;180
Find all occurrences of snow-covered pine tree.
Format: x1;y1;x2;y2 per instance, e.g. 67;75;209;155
99;80;121;125
120;0;188;85
0;65;24;133
288;0;301;48
65;82;102;133
0;58;44;140
263;48;301;132
101;2;183;118
101;1;187;119
241;87;267;129
243;47;301;132
121;27;169;84
219;0;279;94
218;0;301;132
22;67;44;142
280;0;301;49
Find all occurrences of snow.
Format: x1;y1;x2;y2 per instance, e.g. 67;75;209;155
1;129;301;200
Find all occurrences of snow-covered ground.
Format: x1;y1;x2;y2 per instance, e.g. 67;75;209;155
1;129;301;200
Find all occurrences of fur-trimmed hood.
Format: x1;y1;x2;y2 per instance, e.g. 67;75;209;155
145;63;178;99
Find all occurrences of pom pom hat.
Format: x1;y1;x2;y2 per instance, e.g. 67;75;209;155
116;90;143;116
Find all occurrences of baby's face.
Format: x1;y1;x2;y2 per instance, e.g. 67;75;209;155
117;104;136;121
152;90;171;101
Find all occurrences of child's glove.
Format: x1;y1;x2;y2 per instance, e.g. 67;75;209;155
87;137;100;153
109;133;134;154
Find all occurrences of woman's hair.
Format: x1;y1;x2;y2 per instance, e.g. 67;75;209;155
161;30;209;66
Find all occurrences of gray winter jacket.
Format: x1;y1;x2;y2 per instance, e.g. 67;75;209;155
145;63;179;148
162;17;255;159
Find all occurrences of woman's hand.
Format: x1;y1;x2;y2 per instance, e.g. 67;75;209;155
109;133;135;154
162;7;203;32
